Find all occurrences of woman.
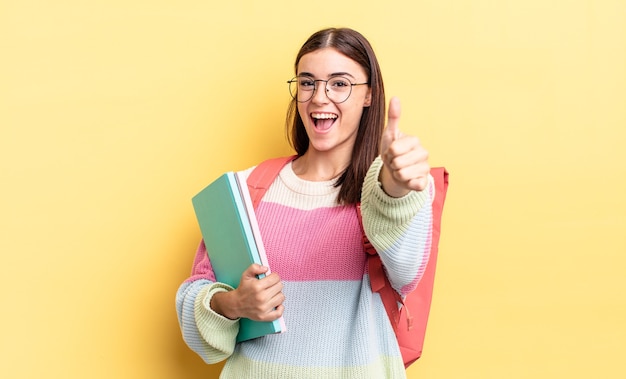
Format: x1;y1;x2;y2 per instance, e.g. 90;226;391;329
176;27;433;378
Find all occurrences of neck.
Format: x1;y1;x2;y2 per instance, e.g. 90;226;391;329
292;150;350;182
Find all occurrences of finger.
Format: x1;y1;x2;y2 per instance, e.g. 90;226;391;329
260;304;285;322
268;289;286;308
243;263;269;279
257;272;282;292
274;304;285;317
407;176;430;192
257;287;285;321
386;97;402;141
252;272;283;296
396;159;430;190
392;137;427;166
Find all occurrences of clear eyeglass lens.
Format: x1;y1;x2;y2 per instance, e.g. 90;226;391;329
327;77;352;102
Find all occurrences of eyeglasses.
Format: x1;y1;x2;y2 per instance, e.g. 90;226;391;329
287;76;369;104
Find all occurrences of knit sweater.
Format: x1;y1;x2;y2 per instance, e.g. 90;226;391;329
176;156;433;378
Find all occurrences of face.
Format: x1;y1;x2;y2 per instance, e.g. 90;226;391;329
296;48;372;156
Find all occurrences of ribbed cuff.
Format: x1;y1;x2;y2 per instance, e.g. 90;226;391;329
193;283;240;360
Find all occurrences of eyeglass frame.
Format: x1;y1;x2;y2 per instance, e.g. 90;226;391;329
287;75;369;104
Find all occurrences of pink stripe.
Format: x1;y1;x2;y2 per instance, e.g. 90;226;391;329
257;203;366;281
184;240;217;283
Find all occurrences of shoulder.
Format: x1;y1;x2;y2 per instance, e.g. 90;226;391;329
237;155;297;181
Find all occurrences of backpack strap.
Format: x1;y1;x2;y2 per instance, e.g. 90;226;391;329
357;204;405;332
247;156;297;209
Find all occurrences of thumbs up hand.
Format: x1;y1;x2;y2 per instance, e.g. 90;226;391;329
379;97;430;197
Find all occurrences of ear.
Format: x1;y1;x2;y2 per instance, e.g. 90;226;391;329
363;88;372;107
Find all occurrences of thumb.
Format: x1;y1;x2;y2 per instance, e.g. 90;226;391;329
386;97;402;140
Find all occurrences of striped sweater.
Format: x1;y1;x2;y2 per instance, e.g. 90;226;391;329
176;156;433;378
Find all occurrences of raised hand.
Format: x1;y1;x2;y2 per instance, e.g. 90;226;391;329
379;97;430;197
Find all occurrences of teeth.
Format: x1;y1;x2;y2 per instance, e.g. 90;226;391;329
312;113;338;120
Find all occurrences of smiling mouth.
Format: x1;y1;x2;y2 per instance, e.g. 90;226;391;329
311;112;338;130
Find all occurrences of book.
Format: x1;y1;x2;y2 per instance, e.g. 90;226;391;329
192;171;286;342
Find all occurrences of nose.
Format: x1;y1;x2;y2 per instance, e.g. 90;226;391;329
311;80;330;104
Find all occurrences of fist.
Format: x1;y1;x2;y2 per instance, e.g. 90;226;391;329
379;97;430;197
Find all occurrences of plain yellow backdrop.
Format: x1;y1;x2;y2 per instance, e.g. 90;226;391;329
1;0;625;378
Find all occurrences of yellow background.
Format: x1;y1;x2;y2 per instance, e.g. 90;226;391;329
1;0;624;378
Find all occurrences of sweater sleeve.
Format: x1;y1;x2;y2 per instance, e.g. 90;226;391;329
360;156;434;296
175;241;240;364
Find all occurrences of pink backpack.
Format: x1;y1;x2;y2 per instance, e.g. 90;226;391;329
247;156;449;368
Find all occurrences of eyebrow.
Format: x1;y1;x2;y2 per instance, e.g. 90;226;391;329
298;72;357;79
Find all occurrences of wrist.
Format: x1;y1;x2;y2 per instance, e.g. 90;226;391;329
379;165;410;198
210;290;240;320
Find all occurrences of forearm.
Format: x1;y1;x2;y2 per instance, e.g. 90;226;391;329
361;157;434;293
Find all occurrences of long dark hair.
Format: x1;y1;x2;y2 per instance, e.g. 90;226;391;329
285;28;386;205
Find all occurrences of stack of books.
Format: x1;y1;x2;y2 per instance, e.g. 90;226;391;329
192;172;286;342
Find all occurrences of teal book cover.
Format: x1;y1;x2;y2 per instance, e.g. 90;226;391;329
192;172;285;342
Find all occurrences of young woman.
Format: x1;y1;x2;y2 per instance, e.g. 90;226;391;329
176;27;433;378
